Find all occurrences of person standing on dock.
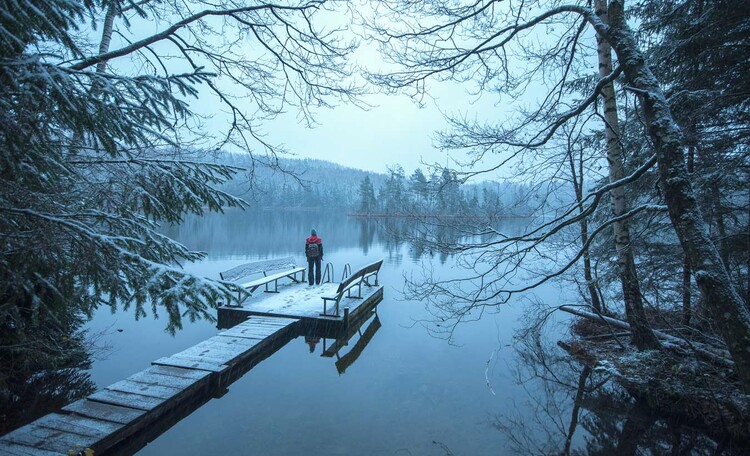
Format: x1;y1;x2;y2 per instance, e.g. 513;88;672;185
305;229;323;285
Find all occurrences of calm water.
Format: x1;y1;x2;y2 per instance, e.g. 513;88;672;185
81;210;748;455
86;209;572;455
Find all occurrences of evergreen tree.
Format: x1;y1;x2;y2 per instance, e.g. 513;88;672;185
381;166;406;213
436;168;460;212
636;0;750;307
367;0;750;389
409;168;429;210
0;0;361;422
358;175;378;214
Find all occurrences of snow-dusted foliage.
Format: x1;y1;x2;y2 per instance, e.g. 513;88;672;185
366;0;750;390
0;2;249;334
0;0;360;336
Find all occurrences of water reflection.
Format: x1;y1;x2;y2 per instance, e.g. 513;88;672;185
494;322;749;455
353;216;475;265
107;312;383;455
163;209;488;266
10;210;737;456
0;313;96;435
321;314;382;375
304;335;320;353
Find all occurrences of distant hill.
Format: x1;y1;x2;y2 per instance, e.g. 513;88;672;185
215;154;387;209
213;153;549;216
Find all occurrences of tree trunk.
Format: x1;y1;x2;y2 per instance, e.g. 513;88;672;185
567;145;604;312
595;0;659;349
682;258;692;326
562;365;591;455
97;2;118;75
614;398;656;456
682;145;695;326
710;181;730;268
581;219;603;312
598;0;750;392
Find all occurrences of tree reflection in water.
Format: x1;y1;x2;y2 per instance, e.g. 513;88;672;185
493;316;746;455
0;309;97;436
357;216;466;266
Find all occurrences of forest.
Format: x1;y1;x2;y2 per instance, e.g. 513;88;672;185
215;154;538;216
0;0;749;452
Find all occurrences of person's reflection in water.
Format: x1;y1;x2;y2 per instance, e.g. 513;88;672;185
305;335;320;353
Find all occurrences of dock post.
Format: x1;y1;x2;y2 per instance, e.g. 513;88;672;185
343;307;350;331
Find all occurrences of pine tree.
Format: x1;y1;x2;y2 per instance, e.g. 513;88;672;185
358;175;378;214
0;0;361;396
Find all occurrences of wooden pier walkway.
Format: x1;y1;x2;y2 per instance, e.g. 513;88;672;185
0;316;299;455
0;260;384;455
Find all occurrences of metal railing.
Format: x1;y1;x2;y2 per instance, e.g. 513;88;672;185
322;262;334;283
341;263;351;281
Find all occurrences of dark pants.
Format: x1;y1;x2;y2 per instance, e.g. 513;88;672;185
307;257;321;285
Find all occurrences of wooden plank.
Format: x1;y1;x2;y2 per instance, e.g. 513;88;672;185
193;336;262;350
175;346;247;365
147;364;212;381
152;355;228;373
178;340;250;356
158;353;231;368
172;344;242;361
219;326;279;340
238;320;291;330
247;315;297;324
35;413;121;439
347;287;383;320
63;399;145;425
189;339;261;357
127;369;207;390
88;388;167;411
1;419;100;454
106;379;183;400
0;441;62;456
210;335;263;349
244;318;295;328
219;330;279;342
229;326;287;337
244;319;294;328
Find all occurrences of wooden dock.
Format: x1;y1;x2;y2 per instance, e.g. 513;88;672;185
217;280;384;339
0;276;384;455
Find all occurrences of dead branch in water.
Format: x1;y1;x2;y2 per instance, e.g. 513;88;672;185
559;305;733;368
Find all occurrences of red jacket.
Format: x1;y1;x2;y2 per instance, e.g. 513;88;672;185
305;235;323;258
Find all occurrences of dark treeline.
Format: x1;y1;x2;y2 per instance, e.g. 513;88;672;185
216;154;539;216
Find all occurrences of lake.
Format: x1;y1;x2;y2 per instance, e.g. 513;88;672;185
83;209;572;454
83;209;726;455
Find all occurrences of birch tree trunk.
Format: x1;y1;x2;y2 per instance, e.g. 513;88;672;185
595;0;659;349
597;0;750;391
96;2;118;75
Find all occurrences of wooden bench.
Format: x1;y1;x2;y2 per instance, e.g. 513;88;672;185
220;257;305;305
321;259;383;316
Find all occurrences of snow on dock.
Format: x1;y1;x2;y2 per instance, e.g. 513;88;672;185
0;316;299;455
0;260;384;455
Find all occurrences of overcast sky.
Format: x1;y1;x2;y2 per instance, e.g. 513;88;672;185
113;2;523;178
265;92;450;174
